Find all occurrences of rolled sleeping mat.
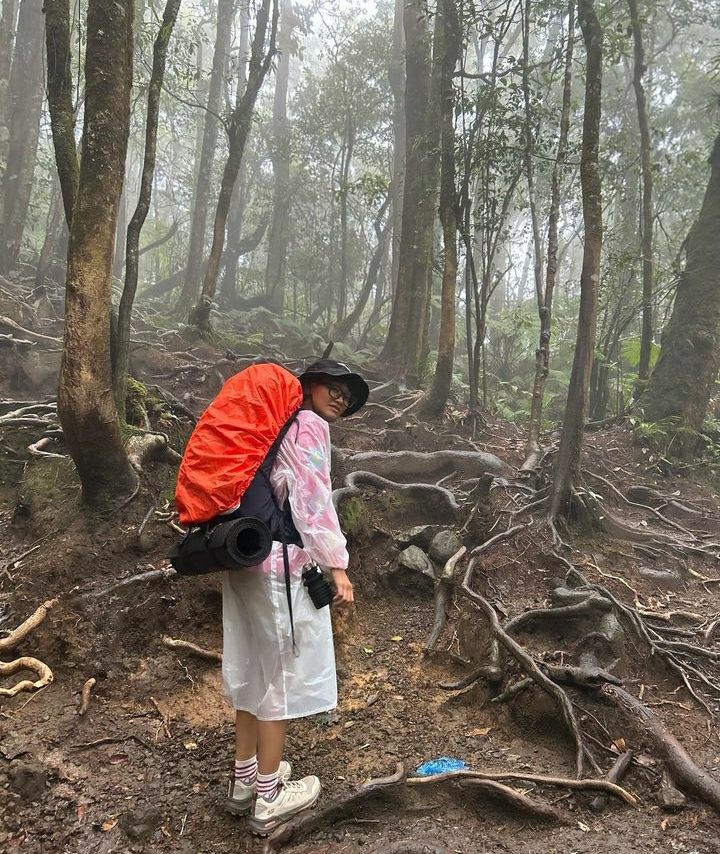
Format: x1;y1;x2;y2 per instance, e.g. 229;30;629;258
206;516;273;569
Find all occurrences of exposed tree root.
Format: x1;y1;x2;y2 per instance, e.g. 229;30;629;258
126;431;182;472
78;677;97;716
406;769;636;805
0;656;54;697
425;546;467;654
589;750;633;812
333;448;512;481
333;471;460;519
70;566;177;603
605;685;720;813
0;598;58;652
161;635;222;662
264;764;406;853
461;558;586;777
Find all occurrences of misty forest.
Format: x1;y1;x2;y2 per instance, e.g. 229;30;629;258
1;0;720;850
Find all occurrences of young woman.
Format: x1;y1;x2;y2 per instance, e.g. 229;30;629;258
223;359;369;835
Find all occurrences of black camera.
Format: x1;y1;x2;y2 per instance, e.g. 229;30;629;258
169;516;273;576
302;564;333;609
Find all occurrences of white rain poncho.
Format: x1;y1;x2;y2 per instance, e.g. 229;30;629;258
222;409;349;720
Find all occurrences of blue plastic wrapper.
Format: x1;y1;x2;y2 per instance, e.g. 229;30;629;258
415;757;468;776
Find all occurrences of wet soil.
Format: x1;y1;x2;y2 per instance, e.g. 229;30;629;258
2;401;720;852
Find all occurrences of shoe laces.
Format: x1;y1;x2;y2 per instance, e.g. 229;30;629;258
280;779;307;794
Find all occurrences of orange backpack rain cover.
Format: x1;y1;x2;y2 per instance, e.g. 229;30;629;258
175;362;303;525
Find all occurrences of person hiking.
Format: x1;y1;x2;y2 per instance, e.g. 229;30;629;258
222;359;369;835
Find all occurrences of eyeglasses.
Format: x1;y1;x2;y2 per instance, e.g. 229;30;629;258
326;383;354;408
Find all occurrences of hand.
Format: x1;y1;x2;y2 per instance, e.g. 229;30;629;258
331;569;354;605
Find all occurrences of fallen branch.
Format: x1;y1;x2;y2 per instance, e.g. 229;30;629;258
0;315;61;344
425;546;467;654
459;778;569;822
161;635;222;663
0;656;54;697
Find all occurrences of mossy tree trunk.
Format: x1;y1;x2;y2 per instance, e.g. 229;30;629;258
57;0;138;508
381;0;442;387
548;0;603;520
114;0;181;420
419;0;461;417
639;134;720;456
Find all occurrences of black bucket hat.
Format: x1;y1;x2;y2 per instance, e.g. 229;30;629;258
298;359;369;416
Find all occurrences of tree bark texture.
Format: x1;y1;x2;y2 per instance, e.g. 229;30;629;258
176;0;235;311
640;134;720;454
265;0;294;315
523;0;575;468
549;0;602;519
45;0;79;227
0;0;45;275
628;0;654;383
382;0;442;386
420;0;461;417
114;0;181;419
58;0;138;507
0;0;18;184
190;0;279;329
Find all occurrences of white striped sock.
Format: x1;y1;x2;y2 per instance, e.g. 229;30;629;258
256;769;280;801
234;755;257;783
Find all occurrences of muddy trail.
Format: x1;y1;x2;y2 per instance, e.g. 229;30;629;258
2;330;720;852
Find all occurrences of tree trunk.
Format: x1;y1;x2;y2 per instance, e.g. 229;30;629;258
44;0;79;227
189;0;278;331
639;134;720;456
114;0;181;419
523;0;575;469
333;192;392;342
419;0;461;418
264;0;294;315
0;0;45;275
0;0;19;185
58;0;138;508
382;0;442;386
176;0;235;311
548;0;603;520
628;0;654;384
336;112;355;323
389;0;406;298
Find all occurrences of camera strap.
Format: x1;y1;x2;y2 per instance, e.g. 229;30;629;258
279;529;299;656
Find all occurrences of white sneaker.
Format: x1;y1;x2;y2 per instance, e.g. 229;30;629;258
225;760;292;816
248;775;322;835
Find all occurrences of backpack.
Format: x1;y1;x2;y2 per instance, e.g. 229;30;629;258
169;362;306;646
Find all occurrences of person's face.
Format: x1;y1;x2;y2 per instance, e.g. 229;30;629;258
305;380;353;423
